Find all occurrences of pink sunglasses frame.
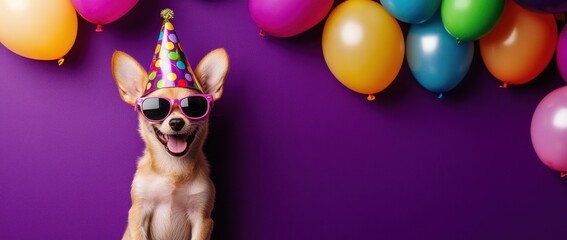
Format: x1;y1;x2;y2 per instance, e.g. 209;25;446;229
135;94;214;122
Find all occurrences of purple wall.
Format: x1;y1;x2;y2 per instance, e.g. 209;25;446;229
1;1;567;239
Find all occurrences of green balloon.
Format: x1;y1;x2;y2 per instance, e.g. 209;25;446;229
441;0;505;40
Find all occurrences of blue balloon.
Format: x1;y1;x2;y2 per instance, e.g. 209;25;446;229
380;0;441;24
406;12;474;98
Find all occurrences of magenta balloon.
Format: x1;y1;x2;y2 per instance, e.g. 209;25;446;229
557;25;567;84
531;86;567;172
71;0;138;25
249;0;333;37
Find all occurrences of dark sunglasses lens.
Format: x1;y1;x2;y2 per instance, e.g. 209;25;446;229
141;98;170;121
180;96;208;118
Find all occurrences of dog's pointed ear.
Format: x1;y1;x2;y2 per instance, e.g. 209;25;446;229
195;48;229;101
111;51;148;106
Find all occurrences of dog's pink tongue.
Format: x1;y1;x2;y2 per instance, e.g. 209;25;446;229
167;135;187;154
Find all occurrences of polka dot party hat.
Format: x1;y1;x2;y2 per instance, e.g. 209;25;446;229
143;9;202;96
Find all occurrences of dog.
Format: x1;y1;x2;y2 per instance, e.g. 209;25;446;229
111;48;228;240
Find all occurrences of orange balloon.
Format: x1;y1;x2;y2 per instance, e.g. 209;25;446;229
0;0;78;61
480;1;557;85
322;0;404;99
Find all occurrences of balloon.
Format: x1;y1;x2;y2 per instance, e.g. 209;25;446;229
322;0;404;100
514;0;567;13
556;25;567;84
406;12;474;98
531;86;567;172
380;0;441;24
249;0;333;37
441;0;505;40
480;1;557;87
0;0;77;63
71;0;138;32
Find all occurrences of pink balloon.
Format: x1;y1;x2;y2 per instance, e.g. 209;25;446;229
71;0;138;32
531;86;567;172
556;24;567;84
249;0;333;37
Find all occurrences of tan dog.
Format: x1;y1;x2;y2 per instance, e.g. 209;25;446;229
111;48;228;240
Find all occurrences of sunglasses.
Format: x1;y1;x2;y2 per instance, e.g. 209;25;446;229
135;94;214;122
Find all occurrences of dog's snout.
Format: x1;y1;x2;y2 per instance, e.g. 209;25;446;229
169;118;185;131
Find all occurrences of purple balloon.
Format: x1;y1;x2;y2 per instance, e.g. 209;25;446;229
514;0;567;13
557;25;567;84
249;0;333;37
531;86;567;172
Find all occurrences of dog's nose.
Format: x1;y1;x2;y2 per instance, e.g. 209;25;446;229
169;118;185;132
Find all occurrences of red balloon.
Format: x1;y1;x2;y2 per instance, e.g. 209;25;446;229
479;1;557;86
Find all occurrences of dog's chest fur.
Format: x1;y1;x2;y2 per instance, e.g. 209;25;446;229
133;171;210;239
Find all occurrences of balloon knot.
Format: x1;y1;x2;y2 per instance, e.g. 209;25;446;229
96;24;103;32
561;172;567;178
367;94;376;101
259;29;266;38
499;82;508;89
437;93;444;99
161;8;174;21
57;58;65;66
457;39;462;45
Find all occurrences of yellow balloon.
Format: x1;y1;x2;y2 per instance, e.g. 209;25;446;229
0;0;78;61
322;0;404;99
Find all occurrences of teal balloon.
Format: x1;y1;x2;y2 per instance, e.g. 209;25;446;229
381;0;441;24
406;13;474;97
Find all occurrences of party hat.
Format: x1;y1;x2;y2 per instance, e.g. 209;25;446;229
143;9;202;96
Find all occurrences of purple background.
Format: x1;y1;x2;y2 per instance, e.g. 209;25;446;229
1;1;567;239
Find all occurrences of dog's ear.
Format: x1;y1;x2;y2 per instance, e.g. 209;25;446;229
111;51;148;106
195;48;229;101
